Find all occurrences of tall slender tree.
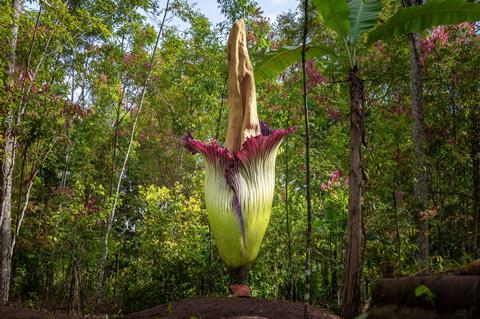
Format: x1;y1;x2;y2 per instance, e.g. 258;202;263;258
301;0;313;316
0;0;23;304
404;0;429;272
472;103;480;258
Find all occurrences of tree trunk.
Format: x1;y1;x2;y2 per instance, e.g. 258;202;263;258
393;191;402;272
10;170;36;258
284;129;293;301
109;85;125;196
408;31;429;271
301;2;313;319
0;0;23;305
342;66;364;319
330;235;338;303
472;103;480;258
45;259;54;309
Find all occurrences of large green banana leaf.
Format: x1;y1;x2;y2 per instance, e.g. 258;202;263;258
367;0;480;44
312;0;350;40
255;45;335;83
348;0;382;45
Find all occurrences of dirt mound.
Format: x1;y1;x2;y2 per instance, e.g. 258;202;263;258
0;305;100;319
0;298;340;319
123;297;340;319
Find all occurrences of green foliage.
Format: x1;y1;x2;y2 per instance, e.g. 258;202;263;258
254;45;335;83
415;284;435;304
348;0;382;45
367;0;480;44
217;0;258;24
312;0;350;40
118;183;213;311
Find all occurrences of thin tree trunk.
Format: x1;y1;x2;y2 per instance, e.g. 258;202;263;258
26;3;42;72
301;1;313;318
45;259;54;309
10;173;35;258
14;145;29;227
11;141;56;257
330;231;338;302
214;77;228;141
393;144;402;272
60;249;75;310
108;33;127;195
393;191;402;272
449;82;457;140
472;103;480;258
284;123;293;301
97;0;170;299
403;0;429;272
76;263;84;315
67;260;77;315
408;31;429;271
0;0;23;305
109;86;126;196
18;30;53;122
342;66;364;319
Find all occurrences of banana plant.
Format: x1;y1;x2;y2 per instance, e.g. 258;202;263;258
183;19;294;296
256;0;480;79
254;0;480;317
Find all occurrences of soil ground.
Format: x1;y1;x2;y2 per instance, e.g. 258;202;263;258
0;297;341;319
0;304;102;319
123;297;341;319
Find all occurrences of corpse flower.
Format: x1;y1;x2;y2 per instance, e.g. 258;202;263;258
183;19;295;290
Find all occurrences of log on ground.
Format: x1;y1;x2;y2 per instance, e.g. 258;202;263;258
370;275;480;315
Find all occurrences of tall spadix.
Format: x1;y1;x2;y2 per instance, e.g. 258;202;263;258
225;19;261;152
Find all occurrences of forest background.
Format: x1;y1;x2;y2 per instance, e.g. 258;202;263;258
0;0;479;316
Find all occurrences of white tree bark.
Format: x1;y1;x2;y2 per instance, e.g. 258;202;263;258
0;0;23;304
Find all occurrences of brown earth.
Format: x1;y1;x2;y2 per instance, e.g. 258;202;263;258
0;298;341;319
0;304;102;319
123;297;341;319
